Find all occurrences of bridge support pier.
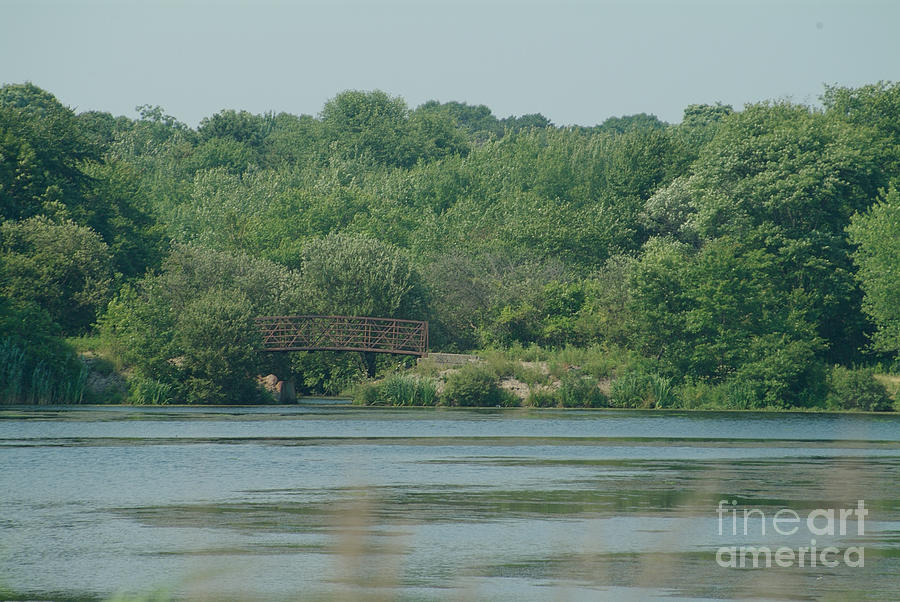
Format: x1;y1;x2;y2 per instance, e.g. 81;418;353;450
259;374;297;403
362;351;377;379
279;377;297;403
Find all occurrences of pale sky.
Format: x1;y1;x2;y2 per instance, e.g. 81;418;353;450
1;0;898;126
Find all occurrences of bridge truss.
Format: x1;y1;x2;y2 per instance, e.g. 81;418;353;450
255;315;428;357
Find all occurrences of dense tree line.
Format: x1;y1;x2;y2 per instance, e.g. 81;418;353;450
1;81;898;408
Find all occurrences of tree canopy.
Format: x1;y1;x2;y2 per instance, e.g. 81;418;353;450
3;81;900;406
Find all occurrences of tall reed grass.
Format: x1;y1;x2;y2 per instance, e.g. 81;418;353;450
0;337;87;404
355;373;439;406
0;338;25;401
609;370;675;408
127;376;174;405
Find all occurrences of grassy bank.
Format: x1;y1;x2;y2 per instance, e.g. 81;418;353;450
19;337;895;413
352;345;899;412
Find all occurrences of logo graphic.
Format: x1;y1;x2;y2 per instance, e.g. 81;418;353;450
715;499;867;568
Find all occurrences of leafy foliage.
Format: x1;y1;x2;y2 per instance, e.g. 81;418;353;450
686;102;886;363
442;364;516;407
297;232;427;319
1;216;114;335
99;244;301;403
558;373;608;408
0;296;87;404
848;186;900;355
3;81;900;408
826;366;893;412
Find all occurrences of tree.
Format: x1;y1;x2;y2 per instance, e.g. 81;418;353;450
0;216;114;335
680;236;824;406
824;81;900;164
602;126;682;246
169;167;291;256
640;175;699;243
297;233;427;319
292;233;430;380
501;113;552;132
262;112;323;167
186;137;259;174
75;110;132;148
686;101;886;363
626;236;825;406
78;160;166;278
416;100;504;142
596;113;667;135
0;84;99;221
175;288;263;404
847;186;900;357
320;90;409;166
404;107;470;164
0;84;165;279
626;237;693;368
99;244;303;402
672;103;733;165
190;109;275;173
680;103;733;129
484;280;587;348
197;109;272;148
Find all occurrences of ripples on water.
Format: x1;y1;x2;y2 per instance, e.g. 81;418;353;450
1;406;899;601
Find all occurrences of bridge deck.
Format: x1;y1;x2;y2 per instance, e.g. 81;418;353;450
255;315;428;356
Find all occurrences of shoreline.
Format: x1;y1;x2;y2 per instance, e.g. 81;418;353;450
2;401;898;416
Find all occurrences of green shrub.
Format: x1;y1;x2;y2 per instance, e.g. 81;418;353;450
609;371;647;408
419;377;439;406
506;342;549;362
293;351;367;396
481;350;515;375
525;387;559;408
722;378;762;410
29;362;53;404
609;370;675;408
875;373;900;401
413;356;440;378
441;364;513;407
676;380;723;409
826;366;893;412
382;374;439;406
352;381;380;405
558;374;608;408
59;362;89;404
353;374;439;406
128;376;174;405
675;377;771;410
649;373;677;408
546;344;637;382
383;373;413;405
495;387;521;407
729;345;827;409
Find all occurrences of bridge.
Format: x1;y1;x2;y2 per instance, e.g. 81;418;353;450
255;315;429;358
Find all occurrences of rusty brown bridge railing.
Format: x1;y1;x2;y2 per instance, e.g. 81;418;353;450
255;315;428;356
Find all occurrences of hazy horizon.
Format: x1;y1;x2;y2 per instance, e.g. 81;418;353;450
2;0;899;127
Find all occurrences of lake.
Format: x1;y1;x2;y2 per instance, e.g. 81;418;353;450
1;404;899;601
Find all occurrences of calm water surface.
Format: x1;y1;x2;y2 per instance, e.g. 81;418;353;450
1;405;899;601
